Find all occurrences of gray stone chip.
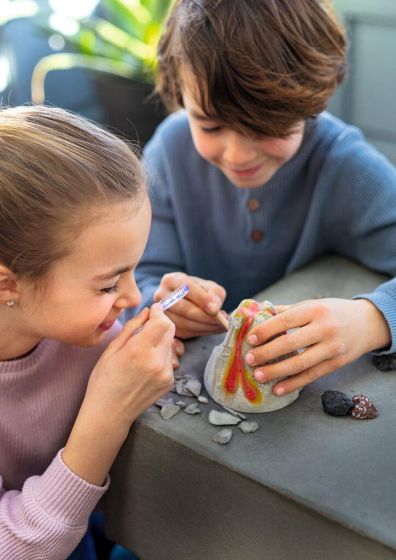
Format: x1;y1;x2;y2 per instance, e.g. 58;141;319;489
185;379;202;397
208;410;241;426
160;404;181;420
238;421;260;434
197;395;209;404
184;403;201;415
223;406;247;420
213;428;233;444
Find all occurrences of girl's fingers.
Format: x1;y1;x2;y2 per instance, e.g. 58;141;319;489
246;324;319;366
172;338;185;357
253;341;338;384
108;307;150;351
130;304;175;348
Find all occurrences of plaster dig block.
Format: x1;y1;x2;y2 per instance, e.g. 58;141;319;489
204;299;300;412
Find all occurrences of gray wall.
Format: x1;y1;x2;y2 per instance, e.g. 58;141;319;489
329;0;396;164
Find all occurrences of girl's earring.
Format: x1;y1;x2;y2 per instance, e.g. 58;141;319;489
5;299;16;307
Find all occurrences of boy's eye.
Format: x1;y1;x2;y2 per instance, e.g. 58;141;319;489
100;282;119;294
201;126;222;133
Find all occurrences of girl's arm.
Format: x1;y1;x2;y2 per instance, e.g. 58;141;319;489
1;306;175;558
0;452;108;560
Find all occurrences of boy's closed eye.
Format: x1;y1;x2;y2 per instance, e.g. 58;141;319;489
201;125;222;134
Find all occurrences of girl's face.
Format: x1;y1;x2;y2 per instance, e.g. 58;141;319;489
183;89;305;189
19;196;151;347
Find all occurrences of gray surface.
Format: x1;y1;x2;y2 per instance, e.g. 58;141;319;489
105;256;396;559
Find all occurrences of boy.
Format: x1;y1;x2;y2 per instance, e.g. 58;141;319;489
131;0;396;396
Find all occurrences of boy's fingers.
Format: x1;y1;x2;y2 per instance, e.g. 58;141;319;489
248;305;312;344
166;310;224;335
165;298;221;325
156;277;223;315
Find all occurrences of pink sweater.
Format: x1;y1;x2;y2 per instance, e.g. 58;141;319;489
0;322;121;560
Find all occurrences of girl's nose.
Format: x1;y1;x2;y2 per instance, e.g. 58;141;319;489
114;274;142;310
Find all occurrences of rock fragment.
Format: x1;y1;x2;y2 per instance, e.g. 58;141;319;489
175;400;187;408
213;429;233;444
160;404;181;420
372;353;396;371
238;421;259;434
352;394;378;420
208;410;241;426
185;379;202;397
223;406;247;420
184;403;201;415
321;390;353;417
197;395;209;404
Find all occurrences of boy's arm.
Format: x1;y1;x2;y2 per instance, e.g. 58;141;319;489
131;132;186;317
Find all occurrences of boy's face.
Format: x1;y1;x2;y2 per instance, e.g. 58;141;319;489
183;89;305;189
18;196;151;348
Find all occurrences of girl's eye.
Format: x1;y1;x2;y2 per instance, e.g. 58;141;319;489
201;126;222;134
100;282;119;294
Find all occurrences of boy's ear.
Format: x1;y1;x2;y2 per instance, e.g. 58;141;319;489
0;265;19;305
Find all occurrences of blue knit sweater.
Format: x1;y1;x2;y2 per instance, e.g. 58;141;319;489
132;111;396;353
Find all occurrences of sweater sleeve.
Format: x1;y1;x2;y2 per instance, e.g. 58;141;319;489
0;450;109;560
323;136;396;353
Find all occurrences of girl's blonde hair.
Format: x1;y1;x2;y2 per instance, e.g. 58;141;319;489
0;105;144;280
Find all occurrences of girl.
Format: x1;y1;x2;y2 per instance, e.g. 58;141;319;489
0;105;175;559
131;0;396;396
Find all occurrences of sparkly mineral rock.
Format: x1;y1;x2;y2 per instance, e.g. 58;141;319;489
351;394;378;420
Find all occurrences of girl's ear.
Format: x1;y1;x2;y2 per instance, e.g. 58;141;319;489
0;265;19;306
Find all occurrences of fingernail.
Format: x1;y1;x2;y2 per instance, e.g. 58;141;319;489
274;386;285;396
245;352;255;365
254;370;265;382
248;334;258;345
207;302;220;313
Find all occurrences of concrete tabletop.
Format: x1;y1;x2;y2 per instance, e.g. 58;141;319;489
105;256;396;560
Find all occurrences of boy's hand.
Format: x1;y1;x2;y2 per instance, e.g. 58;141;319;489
245;298;390;395
154;272;227;339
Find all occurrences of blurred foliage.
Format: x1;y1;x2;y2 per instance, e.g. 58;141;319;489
31;0;174;103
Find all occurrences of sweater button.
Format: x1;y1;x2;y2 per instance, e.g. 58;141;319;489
251;229;264;242
247;198;260;212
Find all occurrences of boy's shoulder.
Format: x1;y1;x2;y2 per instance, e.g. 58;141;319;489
147;110;192;153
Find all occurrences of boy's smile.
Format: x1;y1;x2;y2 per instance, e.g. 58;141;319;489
183;90;305;188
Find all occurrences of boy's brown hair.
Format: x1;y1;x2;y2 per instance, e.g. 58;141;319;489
157;0;347;138
0;105;144;281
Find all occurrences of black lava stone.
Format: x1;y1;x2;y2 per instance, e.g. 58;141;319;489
321;390;354;417
372;353;396;372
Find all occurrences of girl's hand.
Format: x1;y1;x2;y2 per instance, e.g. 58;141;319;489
63;305;175;485
245;298;390;396
86;304;175;427
154;272;227;339
172;337;185;369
